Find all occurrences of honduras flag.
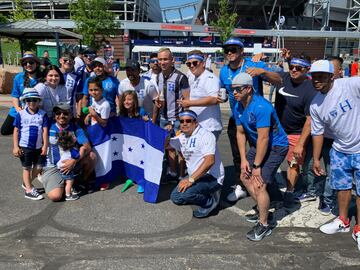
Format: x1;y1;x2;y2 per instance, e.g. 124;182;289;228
87;116;168;203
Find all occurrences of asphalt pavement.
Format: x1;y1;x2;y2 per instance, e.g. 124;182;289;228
0;97;360;270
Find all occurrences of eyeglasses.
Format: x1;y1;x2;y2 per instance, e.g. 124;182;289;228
289;65;304;72
22;61;35;66
224;47;238;54
24;98;40;103
185;61;199;68
150;59;159;64
180;119;193;124
232;86;248;93
55;111;70;116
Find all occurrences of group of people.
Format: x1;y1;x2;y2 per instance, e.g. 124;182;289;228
1;37;359;248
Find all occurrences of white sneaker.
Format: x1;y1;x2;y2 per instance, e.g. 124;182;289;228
227;185;247;202
319;217;350;234
352;230;360;251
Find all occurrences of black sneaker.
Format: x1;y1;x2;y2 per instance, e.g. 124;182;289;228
65;193;79;201
246;222;272;241
25;188;44;201
71;186;81;196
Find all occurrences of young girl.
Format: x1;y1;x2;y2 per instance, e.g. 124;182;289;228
119;90;148;193
13;89;48;200
1;52;43;136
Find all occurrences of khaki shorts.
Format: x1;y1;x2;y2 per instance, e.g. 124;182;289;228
41;167;64;194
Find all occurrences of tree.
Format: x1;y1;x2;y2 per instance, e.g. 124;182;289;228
69;0;120;49
0;13;9;23
10;0;34;21
212;0;238;43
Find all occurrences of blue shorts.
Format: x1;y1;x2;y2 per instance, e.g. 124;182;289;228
330;148;360;195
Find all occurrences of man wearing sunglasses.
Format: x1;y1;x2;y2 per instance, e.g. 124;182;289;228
274;55;317;208
219;37;281;202
169;110;224;218
232;73;288;241
178;50;222;140
40;103;96;201
76;47;97;83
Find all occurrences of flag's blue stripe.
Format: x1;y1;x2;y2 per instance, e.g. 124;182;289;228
143;180;160;203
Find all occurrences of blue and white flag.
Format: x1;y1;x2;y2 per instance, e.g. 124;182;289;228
87;117;168;203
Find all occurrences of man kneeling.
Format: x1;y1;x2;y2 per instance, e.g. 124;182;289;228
169;110;224;218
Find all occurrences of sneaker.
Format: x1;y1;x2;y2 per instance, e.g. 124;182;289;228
24;188;44;201
352;228;360;251
71;186;81;196
295;193;317;203
100;183;110;191
226;185;247;202
319;217;350;234
246;222;272;241
193;190;221;218
318;201;331;216
137;185;144;193
65;193;79;201
246;211;273;223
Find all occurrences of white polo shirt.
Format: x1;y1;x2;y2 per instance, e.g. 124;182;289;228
90;97;111;125
310;77;360;154
170;125;224;185
118;77;158;116
188;70;222;132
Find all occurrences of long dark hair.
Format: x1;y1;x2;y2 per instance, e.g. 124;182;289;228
23;63;43;88
42;65;65;85
119;90;139;118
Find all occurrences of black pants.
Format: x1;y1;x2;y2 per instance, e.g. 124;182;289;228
1;114;15;136
227;116;241;181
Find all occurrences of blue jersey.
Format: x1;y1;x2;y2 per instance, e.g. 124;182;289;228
82;75;120;114
9;72;39;117
46;122;88;167
63;72;82;116
219;58;269;114
14;108;49;149
234;95;288;147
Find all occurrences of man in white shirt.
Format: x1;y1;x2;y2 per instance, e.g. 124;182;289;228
143;52;161;92
169;110;224;218
118;59;158;116
309;60;360;249
178;50;222;140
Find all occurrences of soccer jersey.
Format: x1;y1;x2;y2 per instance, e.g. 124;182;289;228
158;68;190;121
118;77;158;116
90;97;111;125
219;58;269;114
14;108;48;149
142;70;159;92
46;122;88;167
83;75;120;114
310;77;360;154
188;70;222;132
63;71;82;117
74;56;85;72
275;72;317;134
170;125;225;185
234;95;288;147
56;147;80;170
9;72;39;117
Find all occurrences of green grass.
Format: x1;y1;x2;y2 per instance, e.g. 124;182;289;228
1;38;21;65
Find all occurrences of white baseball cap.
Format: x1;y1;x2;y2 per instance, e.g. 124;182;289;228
93;57;107;66
310;60;334;74
232;73;253;86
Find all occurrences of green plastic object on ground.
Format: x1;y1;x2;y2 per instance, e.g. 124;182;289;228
82;107;89;115
121;179;134;193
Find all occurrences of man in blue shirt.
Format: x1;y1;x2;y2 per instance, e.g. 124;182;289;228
232;73;288;241
219;37;281;202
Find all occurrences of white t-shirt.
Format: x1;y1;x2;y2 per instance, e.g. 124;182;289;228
90;97;111;126
142;70;159;92
310;77;360;154
74;56;85;72
188;70;222;132
170;125;224;185
118;77;158;116
205;56;212;70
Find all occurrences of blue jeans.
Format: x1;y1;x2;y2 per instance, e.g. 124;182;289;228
171;174;221;208
302;138;335;206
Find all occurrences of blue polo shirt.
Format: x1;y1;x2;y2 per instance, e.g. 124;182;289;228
234;95;288;147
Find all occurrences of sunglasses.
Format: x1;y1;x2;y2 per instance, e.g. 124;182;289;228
150;59;159;63
22;61;35;66
232;86;248;93
224;47;238;54
180;119;193;124
63;59;74;64
289;65;304;72
84;54;96;59
185;61;199;68
55;111;70;116
24;98;40;103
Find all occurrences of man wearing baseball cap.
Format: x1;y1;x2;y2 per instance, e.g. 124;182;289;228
219;37;281;202
309;60;360;249
232;73;288;241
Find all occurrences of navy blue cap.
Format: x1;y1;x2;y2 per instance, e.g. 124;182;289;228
223;38;244;48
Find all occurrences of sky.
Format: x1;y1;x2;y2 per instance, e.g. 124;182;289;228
159;0;199;22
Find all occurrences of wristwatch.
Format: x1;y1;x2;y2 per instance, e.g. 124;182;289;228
188;176;195;183
252;163;261;169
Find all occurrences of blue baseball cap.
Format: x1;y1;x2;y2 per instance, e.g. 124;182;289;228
223;37;244;48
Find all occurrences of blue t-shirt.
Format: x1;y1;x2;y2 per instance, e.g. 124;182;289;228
234;95;288;147
9;72;39;117
46;122;88;167
14;108;49;149
219;58;269;114
82;75;120;114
